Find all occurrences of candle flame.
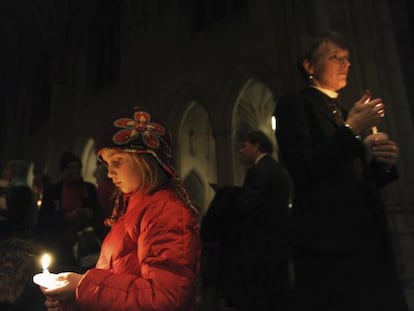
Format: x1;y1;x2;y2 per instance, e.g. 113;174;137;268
41;253;51;272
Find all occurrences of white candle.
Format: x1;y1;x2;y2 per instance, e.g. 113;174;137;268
364;92;379;134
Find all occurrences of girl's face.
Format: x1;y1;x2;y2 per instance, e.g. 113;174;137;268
100;149;141;194
304;41;351;92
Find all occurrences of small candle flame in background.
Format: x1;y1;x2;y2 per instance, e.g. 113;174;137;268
41;253;51;274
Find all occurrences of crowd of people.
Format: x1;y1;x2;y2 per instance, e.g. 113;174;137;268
0;30;409;311
0;152;114;310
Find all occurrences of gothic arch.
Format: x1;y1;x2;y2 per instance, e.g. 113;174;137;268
170;91;217;216
232;78;278;185
79;137;97;185
214;61;282;185
183;169;205;220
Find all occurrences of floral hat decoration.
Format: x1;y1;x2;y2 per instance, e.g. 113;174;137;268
96;106;175;177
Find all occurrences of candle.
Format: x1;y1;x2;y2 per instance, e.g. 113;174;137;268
364;90;384;134
33;253;67;289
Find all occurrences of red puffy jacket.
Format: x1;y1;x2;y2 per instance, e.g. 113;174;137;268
75;189;201;311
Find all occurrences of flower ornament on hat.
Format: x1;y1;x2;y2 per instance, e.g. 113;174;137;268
113;110;166;149
97;107;176;177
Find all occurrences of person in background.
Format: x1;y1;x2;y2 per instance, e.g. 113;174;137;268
92;164;115;239
0;162;44;311
32;174;51;211
275;31;408;310
233;130;292;311
202;130;293;311
200;182;242;311
0;160;35;238
35;152;100;271
38;106;201;311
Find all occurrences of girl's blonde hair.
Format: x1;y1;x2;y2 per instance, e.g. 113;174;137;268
128;152;198;214
127;152;171;195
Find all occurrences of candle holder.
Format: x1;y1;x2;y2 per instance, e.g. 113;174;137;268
33;271;68;289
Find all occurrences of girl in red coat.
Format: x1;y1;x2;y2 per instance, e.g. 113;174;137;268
39;107;201;311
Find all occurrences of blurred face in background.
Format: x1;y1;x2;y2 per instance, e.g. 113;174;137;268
303;41;351;92
61;161;82;183
2;165;13;181
239;141;259;166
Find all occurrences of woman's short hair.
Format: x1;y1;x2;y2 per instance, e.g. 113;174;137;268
297;31;349;81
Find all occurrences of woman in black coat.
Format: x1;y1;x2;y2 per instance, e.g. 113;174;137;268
275;31;408;311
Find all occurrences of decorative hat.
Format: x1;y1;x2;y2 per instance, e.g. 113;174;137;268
96;106;198;223
96;106;175;177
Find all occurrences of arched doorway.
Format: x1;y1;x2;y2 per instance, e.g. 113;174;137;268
176;100;217;216
232;79;277;185
80;138;97;185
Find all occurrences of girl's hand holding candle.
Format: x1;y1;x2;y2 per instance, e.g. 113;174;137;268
41;272;83;301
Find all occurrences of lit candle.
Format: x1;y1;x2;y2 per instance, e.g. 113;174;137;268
364;90;384;134
41;253;51;274
33;253;67;289
364;92;389;145
363;91;378;134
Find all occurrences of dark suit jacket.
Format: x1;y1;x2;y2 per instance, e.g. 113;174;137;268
275;87;398;255
234;154;293;265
